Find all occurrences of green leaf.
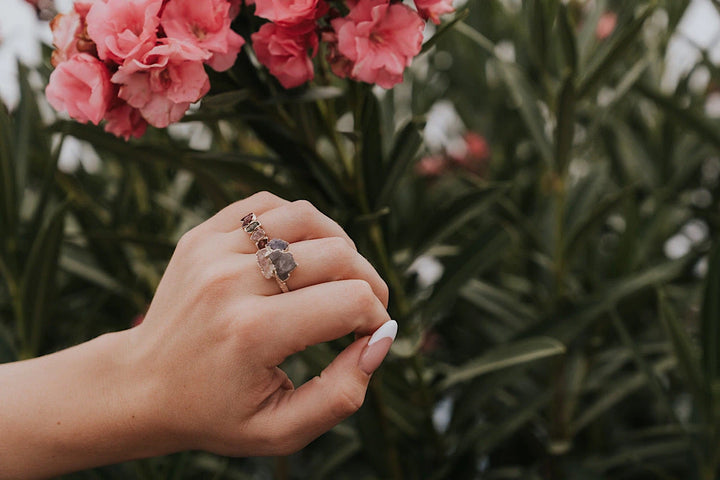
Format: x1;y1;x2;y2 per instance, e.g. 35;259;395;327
375;120;424;209
570;356;676;435
563;186;633;258
558;4;578;74
412;184;507;257
658;290;708;415
635;82;720;152
0;102;18;255
356;86;384;204
493;59;554;166
420;8;470;54
422;230;509;320
701;243;720;384
19;204;67;357
577;4;656;98
460;279;539;328
527;0;548;69
554;74;576;174
264;86;344;105
439;337;565;389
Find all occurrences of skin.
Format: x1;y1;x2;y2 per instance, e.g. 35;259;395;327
0;192;393;479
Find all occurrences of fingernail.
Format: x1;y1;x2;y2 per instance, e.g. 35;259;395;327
359;320;398;374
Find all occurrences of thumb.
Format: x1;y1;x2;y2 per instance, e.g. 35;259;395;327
264;320;397;454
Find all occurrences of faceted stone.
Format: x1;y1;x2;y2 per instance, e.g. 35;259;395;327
241;213;255;227
244;221;260;233
270;251;297;281
267;238;289;251
256;249;275;279
256;237;268;249
250;227;266;243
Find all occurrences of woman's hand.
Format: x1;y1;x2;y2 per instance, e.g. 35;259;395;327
0;192;395;479
128;191;394;456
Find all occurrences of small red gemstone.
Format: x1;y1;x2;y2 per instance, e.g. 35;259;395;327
257;238;268;249
241;213;255;227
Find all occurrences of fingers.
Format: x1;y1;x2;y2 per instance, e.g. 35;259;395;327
256;280;391;365
207;191;290;232
257;200;355;249
251;237;389;307
252;321;397;455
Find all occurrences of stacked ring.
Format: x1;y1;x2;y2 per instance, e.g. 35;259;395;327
241;213;297;293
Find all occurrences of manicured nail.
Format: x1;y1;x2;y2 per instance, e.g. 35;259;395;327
359;320;398;374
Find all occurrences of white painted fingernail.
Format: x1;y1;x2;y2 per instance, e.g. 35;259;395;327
368;320;398;345
359;320;398;374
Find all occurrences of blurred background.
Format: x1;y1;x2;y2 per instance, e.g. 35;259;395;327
3;0;720;478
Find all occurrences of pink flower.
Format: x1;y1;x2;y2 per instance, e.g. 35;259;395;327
415;155;448;177
414;0;454;24
331;0;424;88
450;131;490;175
161;0;245;72
254;0;325;26
45;53;115;125
104;100;148;140
86;0;162;64
112;39;211;128
229;0;246;17
252;23;318;89
595;11;617;40
49;2;96;66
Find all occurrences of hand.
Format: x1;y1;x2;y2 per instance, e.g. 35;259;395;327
123;192;394;456
0;192;396;480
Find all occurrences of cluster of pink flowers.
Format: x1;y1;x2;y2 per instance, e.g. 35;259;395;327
46;0;244;139
253;0;453;89
47;0;454;138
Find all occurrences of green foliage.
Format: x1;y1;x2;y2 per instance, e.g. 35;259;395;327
3;0;720;478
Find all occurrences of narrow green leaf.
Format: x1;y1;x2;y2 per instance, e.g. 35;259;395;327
570;356;676;435
420;8;470;54
577;4;655;98
0;103;18;252
554;74;576;174
375;120;424;209
474;391;552;453
440;337;565;389
611;311;687;430
528;0;548;69
264;86;344;105
19;204;67;357
658;289;708;415
635;82;720;152
356;86;384;204
460;279;539;327
493;59;554;166
558;4;578;74
422;230;509;320
563;186;633;258
413;184;507;257
701;244;720;385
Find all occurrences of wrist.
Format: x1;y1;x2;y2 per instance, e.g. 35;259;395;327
0;329;182;479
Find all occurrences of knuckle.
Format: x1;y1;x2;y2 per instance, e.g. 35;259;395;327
378;280;390;307
176;226;202;251
249;190;279;205
323;236;354;261
349;280;377;312
330;381;365;420
291;199;318;221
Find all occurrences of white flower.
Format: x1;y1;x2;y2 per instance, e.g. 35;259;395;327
0;0;52;109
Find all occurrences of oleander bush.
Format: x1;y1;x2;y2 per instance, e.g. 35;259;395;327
3;0;720;478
